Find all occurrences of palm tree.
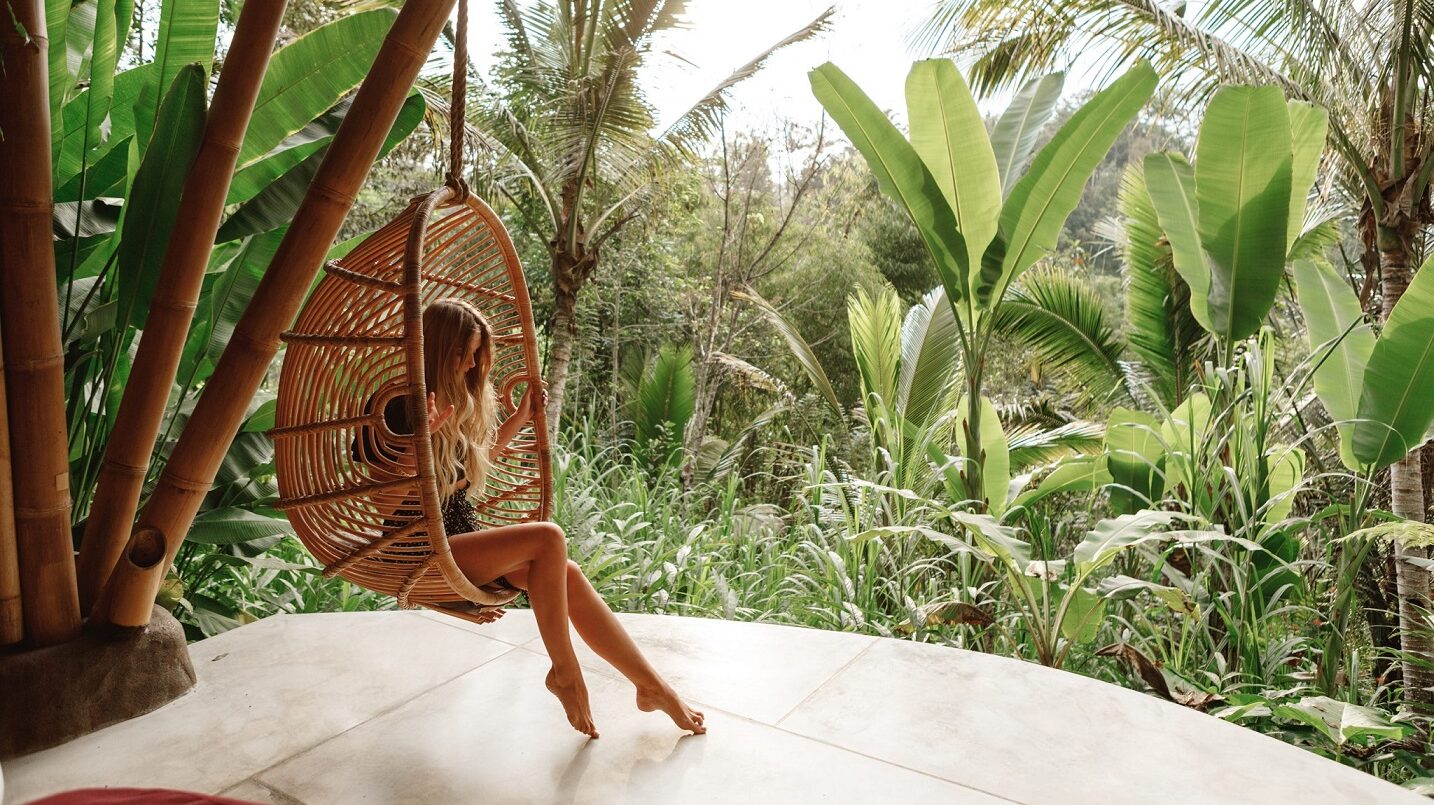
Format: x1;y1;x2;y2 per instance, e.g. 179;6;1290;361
472;0;834;438
917;0;1434;709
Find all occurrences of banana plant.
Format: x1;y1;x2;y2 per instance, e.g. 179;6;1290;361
52;5;426;523
1016;337;1308;610
869;508;1225;668
1295;257;1434;473
743;284;1105;515
1142;86;1329;359
811;59;1156;511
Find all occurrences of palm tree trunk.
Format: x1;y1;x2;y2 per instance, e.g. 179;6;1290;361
75;0;288;616
93;0;458;628
0;0;81;646
1379;237;1434;711
544;233;598;443
545;273;579;444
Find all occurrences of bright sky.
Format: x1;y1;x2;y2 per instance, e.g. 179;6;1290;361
463;0;947;134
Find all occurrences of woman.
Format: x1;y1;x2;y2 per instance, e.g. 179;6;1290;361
360;298;704;739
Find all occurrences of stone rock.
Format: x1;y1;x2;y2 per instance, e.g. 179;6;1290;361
0;606;196;759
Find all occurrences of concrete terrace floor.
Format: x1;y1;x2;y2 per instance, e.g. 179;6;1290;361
2;610;1420;805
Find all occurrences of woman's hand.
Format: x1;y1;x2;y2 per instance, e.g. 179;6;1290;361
427;392;455;432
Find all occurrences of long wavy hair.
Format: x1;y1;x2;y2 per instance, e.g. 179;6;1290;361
423;298;498;497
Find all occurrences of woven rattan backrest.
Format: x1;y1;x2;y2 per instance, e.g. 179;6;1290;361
272;189;549;618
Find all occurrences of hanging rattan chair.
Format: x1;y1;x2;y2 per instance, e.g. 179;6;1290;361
269;0;546;625
270;185;548;624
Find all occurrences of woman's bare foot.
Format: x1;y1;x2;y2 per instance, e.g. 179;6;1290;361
636;682;706;734
546;666;598;738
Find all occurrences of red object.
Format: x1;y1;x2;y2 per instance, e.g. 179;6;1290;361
28;789;267;805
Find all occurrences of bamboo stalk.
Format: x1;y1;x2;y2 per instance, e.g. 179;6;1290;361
0;0;82;646
95;0;459;628
75;0;289;616
0;326;24;646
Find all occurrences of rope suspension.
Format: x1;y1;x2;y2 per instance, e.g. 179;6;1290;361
446;0;470;198
271;0;551;625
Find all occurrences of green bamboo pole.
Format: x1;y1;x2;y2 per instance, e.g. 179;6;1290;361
0;0;82;646
76;0;289;616
94;0;459;627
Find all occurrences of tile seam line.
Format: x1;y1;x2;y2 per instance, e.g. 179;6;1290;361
229;624;520;796
518;635;1020;804
772;636;1026;804
771;635;880;725
765;717;1026;805
419;608;537;647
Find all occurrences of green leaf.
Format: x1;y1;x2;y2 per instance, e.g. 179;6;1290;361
242;399;278;434
736;287;843;418
188;507;295;546
1073;510;1188;572
54;65;148;187
1353;257;1434;468
1143;152;1216;335
85;0;119;145
1159;392;1212;495
975;396;1011;515
218;92;426;242
236;9;398;168
1097;575;1197;616
1115;164;1208;406
1286;102;1328;254
1195;85;1293;342
136;0;219;142
977;61;1156;307
1005;420;1104;471
635;344;695;464
906;59;1000;285
939;396;1010;513
1104;408;1164;515
949;511;1031;570
848;286;904;411
1264;446;1304;525
1013;454;1112;507
181;229;287;386
989;73;1064;198
54;134;131;201
897;286;961;431
994;267;1125;397
1272;697;1407;746
47;0;70;160
1293;259;1373;470
227;97;355;205
1057;585;1106;644
810;62;969;306
115;64;207;329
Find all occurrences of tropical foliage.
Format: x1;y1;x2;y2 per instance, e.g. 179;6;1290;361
9;0;1434;793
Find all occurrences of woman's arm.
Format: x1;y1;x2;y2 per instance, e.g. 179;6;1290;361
491;381;545;455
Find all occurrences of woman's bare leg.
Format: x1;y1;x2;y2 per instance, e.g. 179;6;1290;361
449;522;596;737
506;559;706;734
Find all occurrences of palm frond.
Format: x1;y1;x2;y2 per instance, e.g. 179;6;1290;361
848;285;905;410
650;6;836;162
897;286;963;431
993;266;1127;401
1103;163;1209;406
734;286;845;419
1006;420;1105;471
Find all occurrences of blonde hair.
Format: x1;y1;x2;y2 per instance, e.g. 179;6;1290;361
422;298;498;498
